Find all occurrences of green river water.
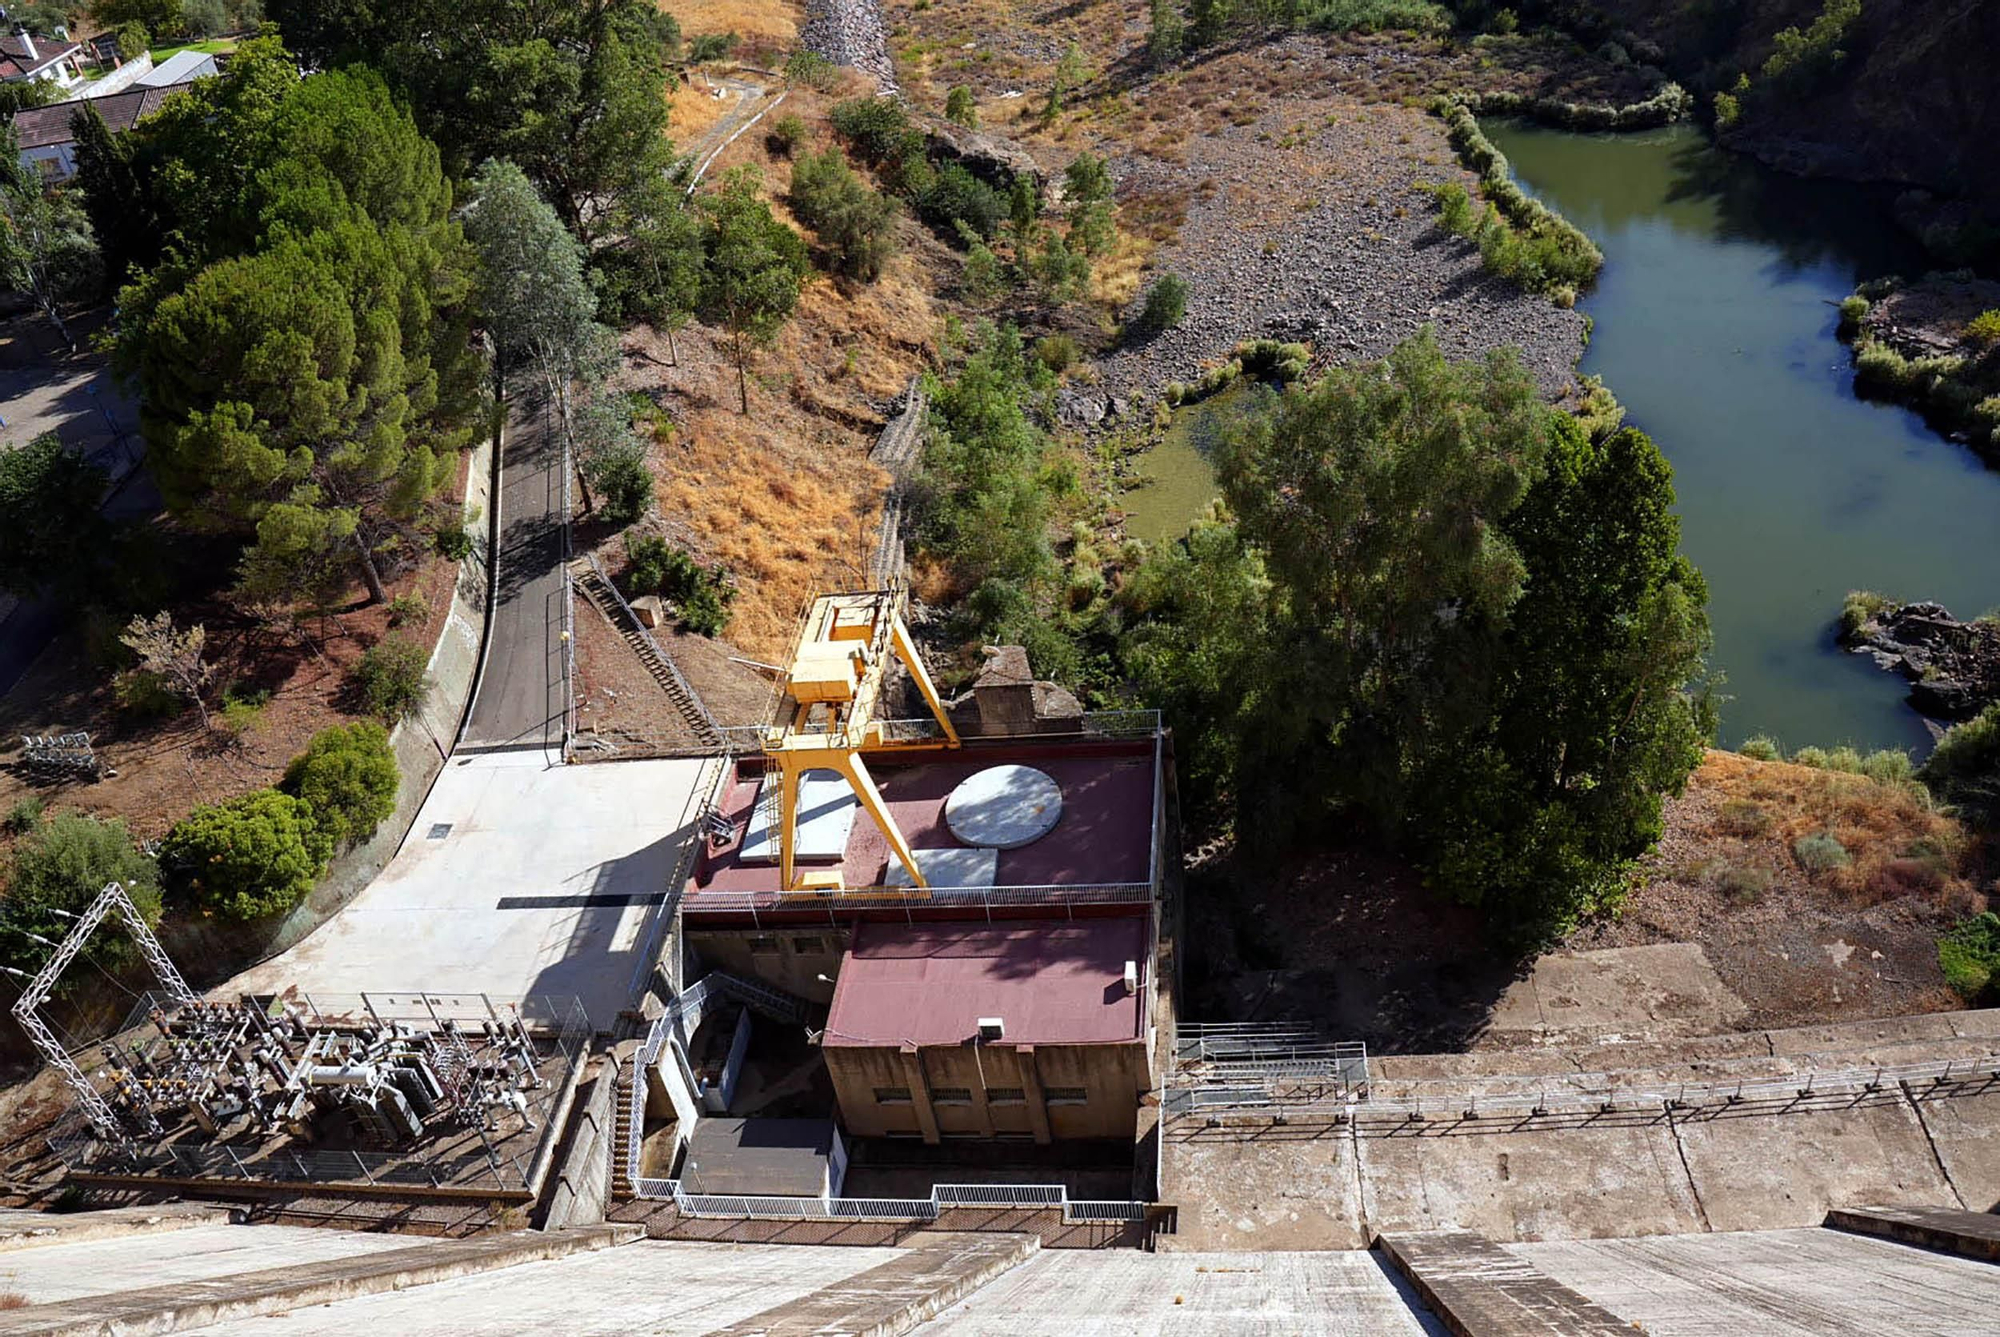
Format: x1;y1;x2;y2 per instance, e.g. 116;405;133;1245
1123;120;1996;752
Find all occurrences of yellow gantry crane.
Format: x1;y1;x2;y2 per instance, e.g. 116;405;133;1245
764;586;959;892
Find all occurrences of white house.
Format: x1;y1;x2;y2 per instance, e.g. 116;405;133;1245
0;27;86;91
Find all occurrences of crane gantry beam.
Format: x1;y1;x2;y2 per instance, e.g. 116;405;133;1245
763;586;959;892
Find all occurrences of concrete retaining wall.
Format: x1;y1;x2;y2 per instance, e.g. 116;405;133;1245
541;1060;616;1231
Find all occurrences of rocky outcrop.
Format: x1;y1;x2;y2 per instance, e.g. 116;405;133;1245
1840;600;2000;721
922;117;1045;191
1595;0;2000;226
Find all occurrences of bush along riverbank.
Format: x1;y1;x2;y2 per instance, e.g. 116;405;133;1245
1446;81;1694;132
1427;97;1604;304
1839;272;2000;459
1162;339;1311;408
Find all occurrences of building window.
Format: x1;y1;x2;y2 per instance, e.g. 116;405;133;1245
1045;1087;1088;1106
931;1087;972;1105
873;1086;912;1105
791;935;825;955
986;1087;1026;1105
746;935;779;955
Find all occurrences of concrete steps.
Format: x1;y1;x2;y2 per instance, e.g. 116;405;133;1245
0;1223;636;1336
706;1232;1039;1337
1826;1203;2000;1261
569;558;720;747
610;1057;636;1202
1376;1231;1638;1336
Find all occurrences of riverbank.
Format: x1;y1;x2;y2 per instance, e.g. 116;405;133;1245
1841;272;2000;461
1092;74;1588;409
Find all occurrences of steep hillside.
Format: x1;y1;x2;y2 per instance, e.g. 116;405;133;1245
1592;0;2000;218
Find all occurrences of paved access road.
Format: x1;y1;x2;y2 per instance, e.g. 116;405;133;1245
460;398;567;753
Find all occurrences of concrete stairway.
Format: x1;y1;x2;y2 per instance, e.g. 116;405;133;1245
610;1056;637;1202
1376;1231;1638;1336
569;557;720;747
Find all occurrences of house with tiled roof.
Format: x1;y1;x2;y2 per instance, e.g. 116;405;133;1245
11;81;195;182
0;26;85;90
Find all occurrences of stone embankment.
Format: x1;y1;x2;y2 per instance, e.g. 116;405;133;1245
800;0;896;92
1841;599;2000;721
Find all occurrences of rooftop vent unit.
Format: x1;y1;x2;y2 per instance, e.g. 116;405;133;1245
977;1017;1005;1041
1124;961;1140;995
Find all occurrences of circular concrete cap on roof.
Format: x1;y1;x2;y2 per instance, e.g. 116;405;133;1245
945;765;1063;850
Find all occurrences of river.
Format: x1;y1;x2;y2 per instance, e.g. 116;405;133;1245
1124;121;1999;752
1485;120;2000;752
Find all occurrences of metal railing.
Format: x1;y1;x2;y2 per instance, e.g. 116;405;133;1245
585;551;721;744
560;422;576;760
48;994;591;1192
633;1174;1148;1223
710;710;1162;756
1166;1051;2000;1127
684;881;1153;921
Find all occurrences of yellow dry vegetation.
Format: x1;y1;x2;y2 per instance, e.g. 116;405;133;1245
626;182;938;659
1689;750;1975;909
668;0;798;46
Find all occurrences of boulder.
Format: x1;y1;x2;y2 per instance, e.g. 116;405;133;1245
923;117;1044;190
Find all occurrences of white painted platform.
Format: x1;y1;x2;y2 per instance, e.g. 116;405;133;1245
183;1239;902;1336
945;765;1062;850
229;754;709;1029
739;768;859;863
887;847;1002;888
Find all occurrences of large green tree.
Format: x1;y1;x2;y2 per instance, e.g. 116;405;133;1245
0;126;102;351
110;53;480;605
0;433;110;602
1120;331;1711;943
695;167;811;415
261;0;681;243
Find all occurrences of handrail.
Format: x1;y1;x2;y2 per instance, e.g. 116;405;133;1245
585;551;721;743
630;1173;1150;1223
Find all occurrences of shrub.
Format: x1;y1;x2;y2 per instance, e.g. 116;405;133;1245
1034;333;1079;374
945;85;978;129
1967;309;2000;348
1737;734;1782;761
783;48;837;92
350;638;433;723
1939;912;2000;1002
385;593;428;628
1921;702;2000;829
1428;98;1603;297
623;534;736;637
1859;748;1914;786
216;685;270;740
160;790;330;921
0;814;162;988
282;722;399;850
789;148;900;281
589;441;654;526
765;113;807;158
1839;589;1891;637
830;98;920;168
1709;860;1772;903
1716;799;1772;837
1134;272;1190;336
114;668;183;721
916;163;1007;240
1792;832;1851;873
435;523;475;561
1838;294;1870;335
4;795;44;835
687;32;738;64
1853;341;1914;393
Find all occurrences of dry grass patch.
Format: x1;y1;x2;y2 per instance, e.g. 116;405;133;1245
1686;750;1974;910
668;0;797;47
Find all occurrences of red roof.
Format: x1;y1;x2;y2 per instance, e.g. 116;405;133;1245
823;919;1147;1048
10;82;192;150
0;32;80;79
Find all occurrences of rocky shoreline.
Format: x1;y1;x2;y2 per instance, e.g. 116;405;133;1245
1097;78;1588;413
1841;599;2000;724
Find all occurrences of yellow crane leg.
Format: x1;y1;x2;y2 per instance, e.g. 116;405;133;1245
890;616;961;747
776;749;927;890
